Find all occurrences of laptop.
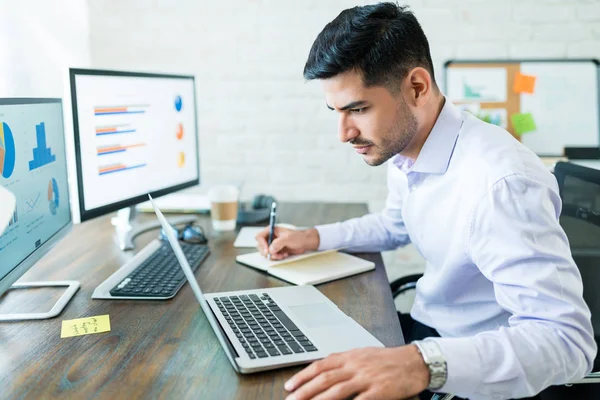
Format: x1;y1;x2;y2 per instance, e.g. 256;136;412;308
149;195;383;373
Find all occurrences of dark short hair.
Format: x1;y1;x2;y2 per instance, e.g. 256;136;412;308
303;2;436;89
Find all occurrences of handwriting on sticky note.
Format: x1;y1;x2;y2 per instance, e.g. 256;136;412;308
513;72;536;94
511;113;537;136
61;315;111;338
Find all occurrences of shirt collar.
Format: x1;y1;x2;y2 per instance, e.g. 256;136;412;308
391;97;463;174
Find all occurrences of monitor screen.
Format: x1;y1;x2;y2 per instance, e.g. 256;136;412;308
0;99;71;286
70;69;199;221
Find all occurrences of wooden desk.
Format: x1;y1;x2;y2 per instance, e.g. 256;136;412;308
0;203;405;399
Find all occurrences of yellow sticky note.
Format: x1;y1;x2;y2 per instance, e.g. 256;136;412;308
61;315;111;338
513;72;536;94
510;113;537;136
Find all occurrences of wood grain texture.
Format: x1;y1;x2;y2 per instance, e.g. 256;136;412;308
0;203;406;399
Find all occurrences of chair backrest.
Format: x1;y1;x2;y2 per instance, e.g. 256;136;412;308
554;162;600;254
554;162;600;336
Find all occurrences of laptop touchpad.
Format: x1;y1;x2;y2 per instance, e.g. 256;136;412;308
289;303;351;328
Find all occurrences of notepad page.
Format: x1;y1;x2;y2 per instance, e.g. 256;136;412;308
235;249;339;272
233;227;264;248
267;252;375;286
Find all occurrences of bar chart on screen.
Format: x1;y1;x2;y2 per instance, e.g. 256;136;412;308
7;205;18;226
94;104;148;116
29;122;56;171
96;143;146;156
95;124;136;136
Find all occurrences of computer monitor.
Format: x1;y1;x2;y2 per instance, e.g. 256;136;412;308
0;98;79;321
69;69;200;250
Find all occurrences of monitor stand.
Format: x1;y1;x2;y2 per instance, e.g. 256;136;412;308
111;206;198;251
0;281;80;322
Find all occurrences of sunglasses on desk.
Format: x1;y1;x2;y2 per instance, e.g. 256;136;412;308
159;222;208;245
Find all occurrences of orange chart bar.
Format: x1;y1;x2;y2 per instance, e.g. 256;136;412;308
98;163;147;176
94;105;149;116
97;143;145;155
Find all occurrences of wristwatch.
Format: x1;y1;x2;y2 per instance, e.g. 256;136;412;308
412;340;448;391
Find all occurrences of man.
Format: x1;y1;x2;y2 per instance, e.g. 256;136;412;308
256;3;596;400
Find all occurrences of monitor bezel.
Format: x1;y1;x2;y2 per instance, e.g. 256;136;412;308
69;68;200;222
0;98;73;297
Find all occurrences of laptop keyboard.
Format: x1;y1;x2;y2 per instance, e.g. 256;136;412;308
214;293;318;359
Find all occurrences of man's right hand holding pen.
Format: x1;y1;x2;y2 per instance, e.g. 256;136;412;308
255;226;321;261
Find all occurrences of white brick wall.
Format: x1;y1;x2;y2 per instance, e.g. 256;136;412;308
87;0;600;203
0;0;90;97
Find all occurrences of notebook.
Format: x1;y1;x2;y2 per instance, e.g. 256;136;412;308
236;250;375;285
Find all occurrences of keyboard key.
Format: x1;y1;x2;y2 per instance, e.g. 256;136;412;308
267;348;281;356
289;330;304;337
278;346;292;355
248;354;256;359
256;352;268;358
304;346;318;352
272;311;298;331
298;341;313;347
287;342;304;353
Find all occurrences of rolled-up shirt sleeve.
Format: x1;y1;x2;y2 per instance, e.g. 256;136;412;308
429;174;596;399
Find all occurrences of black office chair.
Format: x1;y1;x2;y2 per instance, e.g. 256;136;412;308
389;161;600;399
552;162;600;387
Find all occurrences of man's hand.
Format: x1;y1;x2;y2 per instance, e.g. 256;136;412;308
284;345;429;400
255;227;320;260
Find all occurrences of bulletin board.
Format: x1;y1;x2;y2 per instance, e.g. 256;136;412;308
444;59;600;156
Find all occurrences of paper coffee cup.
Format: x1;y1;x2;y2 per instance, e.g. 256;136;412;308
209;185;239;231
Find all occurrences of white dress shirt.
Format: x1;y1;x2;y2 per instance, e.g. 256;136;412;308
315;99;596;399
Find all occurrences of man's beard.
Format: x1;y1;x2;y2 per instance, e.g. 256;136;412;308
365;101;418;166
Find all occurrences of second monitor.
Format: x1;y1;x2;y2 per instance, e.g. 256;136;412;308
70;68;200;249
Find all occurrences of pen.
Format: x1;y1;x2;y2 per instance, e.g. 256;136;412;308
267;202;277;260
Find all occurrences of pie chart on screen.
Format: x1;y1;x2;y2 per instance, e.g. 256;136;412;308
0;122;16;179
48;178;59;215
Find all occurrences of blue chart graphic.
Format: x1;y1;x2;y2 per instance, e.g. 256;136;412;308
8;205;18;226
48;178;59;215
29;122;56;171
174;95;182;112
26;192;41;213
1;122;16;179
